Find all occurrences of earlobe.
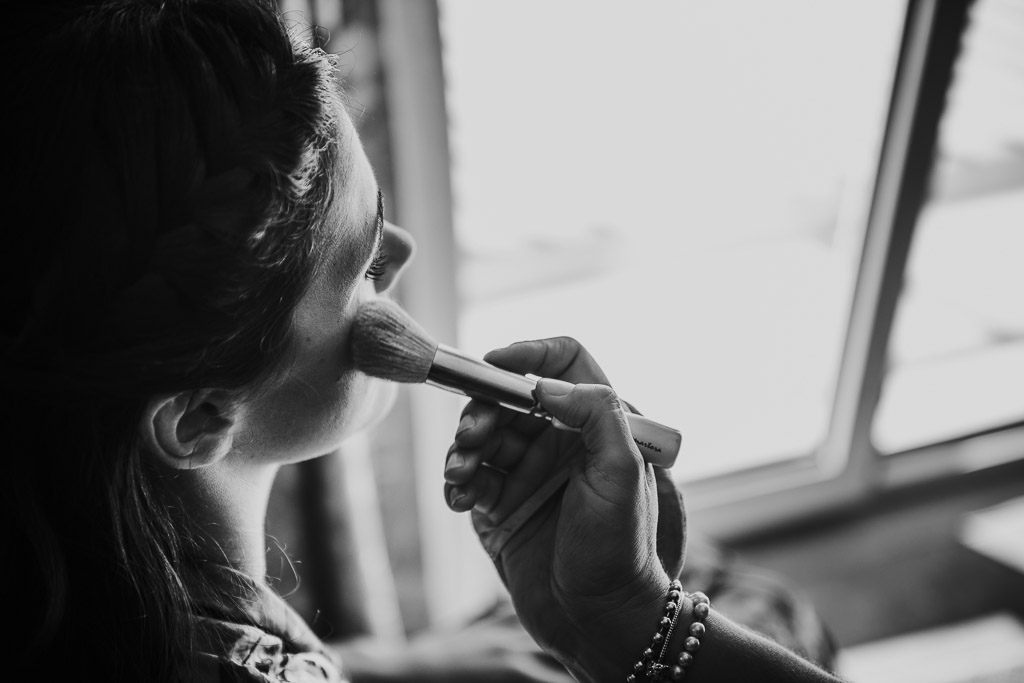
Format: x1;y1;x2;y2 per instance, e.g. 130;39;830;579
139;390;236;469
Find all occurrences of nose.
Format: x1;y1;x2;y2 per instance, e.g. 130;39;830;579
373;221;416;294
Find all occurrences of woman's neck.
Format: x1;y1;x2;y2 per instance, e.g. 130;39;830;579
163;457;280;581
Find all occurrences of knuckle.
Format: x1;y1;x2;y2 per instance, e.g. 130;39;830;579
553;335;581;352
589;383;620;409
550;336;594;377
551;336;585;364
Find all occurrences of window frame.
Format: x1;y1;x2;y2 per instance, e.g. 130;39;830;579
683;0;983;539
377;0;502;627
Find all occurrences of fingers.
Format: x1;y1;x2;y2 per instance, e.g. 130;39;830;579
443;400;541;516
446;403;535;484
446;379;645;518
445;398;574;522
444;465;504;514
481;433;572;526
483;336;611;386
483;337;633;439
533;378;644;492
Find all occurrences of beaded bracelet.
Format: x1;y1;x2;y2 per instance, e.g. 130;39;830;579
626;579;682;683
668;591;710;681
625;584;712;682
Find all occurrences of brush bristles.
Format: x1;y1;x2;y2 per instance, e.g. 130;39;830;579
351;299;438;383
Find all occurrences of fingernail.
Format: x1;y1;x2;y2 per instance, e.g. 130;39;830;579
457;414;475;435
448;486;466;507
445;452;465;474
537;378;575;397
551;417;581;433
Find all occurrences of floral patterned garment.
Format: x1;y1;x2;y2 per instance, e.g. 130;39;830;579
192;582;349;683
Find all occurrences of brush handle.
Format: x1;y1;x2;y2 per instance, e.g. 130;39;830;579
430;344;681;468
626;413;683;468
552;412;679;469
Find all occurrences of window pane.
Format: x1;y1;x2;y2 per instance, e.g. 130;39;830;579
874;0;1024;454
440;0;905;479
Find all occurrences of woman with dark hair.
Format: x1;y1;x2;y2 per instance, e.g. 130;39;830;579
5;1;844;681
6;1;411;678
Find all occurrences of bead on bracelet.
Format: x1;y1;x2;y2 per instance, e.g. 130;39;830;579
668;591;711;681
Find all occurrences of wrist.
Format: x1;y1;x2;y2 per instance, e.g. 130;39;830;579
560;574;674;682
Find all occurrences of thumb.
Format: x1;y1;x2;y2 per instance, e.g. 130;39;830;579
535;378;644;482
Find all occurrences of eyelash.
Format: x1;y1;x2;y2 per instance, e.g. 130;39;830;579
365;249;389;281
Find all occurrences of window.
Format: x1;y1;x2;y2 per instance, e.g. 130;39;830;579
873;0;1024;457
440;0;906;481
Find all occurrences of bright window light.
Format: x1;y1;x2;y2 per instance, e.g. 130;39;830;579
440;0;906;479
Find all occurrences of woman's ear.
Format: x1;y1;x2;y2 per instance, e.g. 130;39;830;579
138;389;237;469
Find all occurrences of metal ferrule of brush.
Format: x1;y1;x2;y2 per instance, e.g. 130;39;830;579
427;344;550;419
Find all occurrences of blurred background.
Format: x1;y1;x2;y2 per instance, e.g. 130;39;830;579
267;1;1024;680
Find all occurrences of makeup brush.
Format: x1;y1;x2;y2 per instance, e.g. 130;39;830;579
351;299;680;468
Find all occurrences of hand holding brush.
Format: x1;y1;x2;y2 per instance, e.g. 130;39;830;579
350;298;681;467
350;299;684;562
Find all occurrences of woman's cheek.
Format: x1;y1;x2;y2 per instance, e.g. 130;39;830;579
346;375;399;434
